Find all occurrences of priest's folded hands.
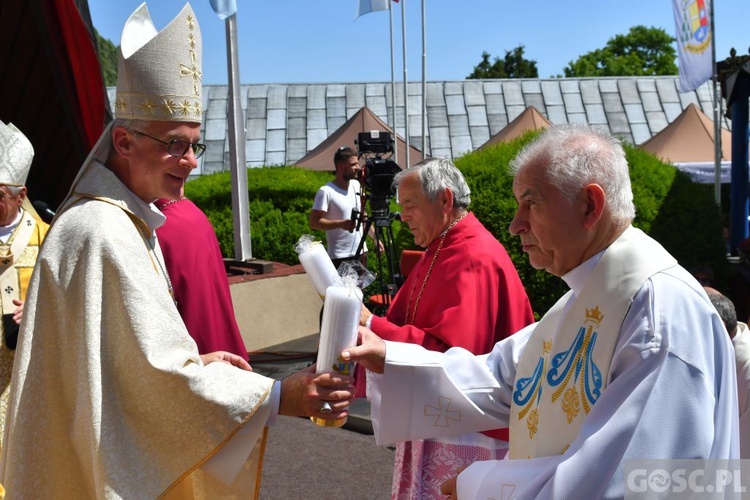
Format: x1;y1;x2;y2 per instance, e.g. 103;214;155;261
278;364;355;419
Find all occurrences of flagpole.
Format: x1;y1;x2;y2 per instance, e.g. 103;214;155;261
421;0;426;156
401;0;410;168
390;0;397;163
710;0;721;206
225;13;252;260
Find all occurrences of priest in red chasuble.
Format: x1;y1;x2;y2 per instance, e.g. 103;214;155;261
359;157;534;499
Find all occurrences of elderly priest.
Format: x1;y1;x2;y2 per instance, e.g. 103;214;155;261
0;121;49;451
345;124;738;499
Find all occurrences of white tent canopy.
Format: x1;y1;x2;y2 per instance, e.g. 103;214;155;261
674;161;734;184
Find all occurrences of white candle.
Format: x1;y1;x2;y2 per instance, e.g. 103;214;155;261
298;241;339;299
311;284;363;428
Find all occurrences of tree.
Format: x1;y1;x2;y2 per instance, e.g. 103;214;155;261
564;25;678;77
94;28;118;87
467;45;538;79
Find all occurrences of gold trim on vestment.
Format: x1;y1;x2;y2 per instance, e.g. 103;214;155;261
0;210;36;315
158;382;274;499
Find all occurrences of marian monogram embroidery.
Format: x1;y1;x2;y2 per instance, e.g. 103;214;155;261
547;305;605;422
513;306;605;436
513;340;552;439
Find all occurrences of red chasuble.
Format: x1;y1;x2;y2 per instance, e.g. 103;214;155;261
369;212;535;441
373;212;533;352
155;198;248;360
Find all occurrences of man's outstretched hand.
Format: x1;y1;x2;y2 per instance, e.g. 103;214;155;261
340;326;386;374
279;365;354;421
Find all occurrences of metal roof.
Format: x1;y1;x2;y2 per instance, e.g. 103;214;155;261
105;76;728;177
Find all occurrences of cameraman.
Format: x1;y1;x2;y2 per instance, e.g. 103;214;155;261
310;146;381;269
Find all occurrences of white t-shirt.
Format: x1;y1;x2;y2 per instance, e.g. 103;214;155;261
312;180;366;259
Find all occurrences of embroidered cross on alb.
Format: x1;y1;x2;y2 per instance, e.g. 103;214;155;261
424;396;461;427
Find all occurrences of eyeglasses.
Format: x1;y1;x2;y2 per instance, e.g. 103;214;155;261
132;130;206;159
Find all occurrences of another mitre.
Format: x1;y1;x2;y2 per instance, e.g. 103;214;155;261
0;121;34;187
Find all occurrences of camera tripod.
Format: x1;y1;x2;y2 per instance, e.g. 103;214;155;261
354;207;402;314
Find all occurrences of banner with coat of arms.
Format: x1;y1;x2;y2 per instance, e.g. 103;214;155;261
672;0;713;92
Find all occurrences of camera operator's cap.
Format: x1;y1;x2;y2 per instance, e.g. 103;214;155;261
0;121;34;187
113;2;203;123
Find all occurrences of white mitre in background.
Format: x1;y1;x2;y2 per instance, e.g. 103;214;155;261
0;121;33;187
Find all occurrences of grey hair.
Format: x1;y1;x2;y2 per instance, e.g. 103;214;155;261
106;118;151;158
3;185;24;196
707;291;738;337
110;118;152;134
393;157;471;209
508;124;636;225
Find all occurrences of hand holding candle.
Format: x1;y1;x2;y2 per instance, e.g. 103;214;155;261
311;284;363;428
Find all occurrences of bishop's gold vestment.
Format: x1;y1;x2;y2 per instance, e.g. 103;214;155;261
0;163;274;498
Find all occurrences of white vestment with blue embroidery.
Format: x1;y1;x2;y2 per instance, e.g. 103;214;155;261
368;226;739;499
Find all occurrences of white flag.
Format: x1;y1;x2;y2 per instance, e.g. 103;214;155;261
357;0;390;18
672;0;713;92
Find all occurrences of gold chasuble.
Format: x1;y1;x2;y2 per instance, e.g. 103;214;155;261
1;162;275;498
509;227;676;459
0;209;48;447
3;4;274;496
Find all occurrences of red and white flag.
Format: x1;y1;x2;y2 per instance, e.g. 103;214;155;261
672;0;713;92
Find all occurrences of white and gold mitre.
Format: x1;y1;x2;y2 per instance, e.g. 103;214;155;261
0;121;33;187
114;2;203;123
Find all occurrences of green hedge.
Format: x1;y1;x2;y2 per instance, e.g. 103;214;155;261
186;136;727;317
185;167;413;273
186;167;330;263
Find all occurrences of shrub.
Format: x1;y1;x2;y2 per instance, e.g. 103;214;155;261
628;149;727;286
186;166;331;259
185;167;413;281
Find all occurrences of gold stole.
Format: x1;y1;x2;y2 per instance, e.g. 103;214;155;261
0;210;36;315
508;227;676;459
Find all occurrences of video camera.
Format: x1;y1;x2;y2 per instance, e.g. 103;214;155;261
352;131;404;307
356;131;401;214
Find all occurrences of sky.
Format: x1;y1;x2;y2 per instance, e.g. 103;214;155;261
88;0;750;85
